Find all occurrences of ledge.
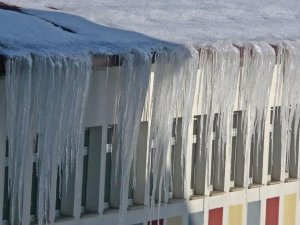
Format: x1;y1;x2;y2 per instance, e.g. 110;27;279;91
248;183;263;189
189;194;205;200
209;191;226;196
229;186;244;192
285;178;298;183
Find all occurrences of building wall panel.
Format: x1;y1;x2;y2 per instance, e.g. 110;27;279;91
167;216;182;225
209;207;223;225
189;212;204;225
265;197;279;225
247;201;260;225
283;194;296;225
228;204;243;225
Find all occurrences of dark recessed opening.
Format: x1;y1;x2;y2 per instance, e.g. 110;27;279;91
0;55;5;76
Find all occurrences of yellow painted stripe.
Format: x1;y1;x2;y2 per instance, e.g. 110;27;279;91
228;204;243;225
167;216;182;225
283;194;296;225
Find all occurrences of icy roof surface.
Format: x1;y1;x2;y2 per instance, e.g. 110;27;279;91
1;0;300;55
7;0;300;43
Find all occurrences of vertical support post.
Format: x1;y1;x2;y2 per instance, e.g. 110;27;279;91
172;119;184;199
110;129;121;208
224;117;234;192
20;140;34;225
134;122;150;205
194;116;209;196
61;149;83;217
289;118;300;178
86;126;106;213
184;118;194;199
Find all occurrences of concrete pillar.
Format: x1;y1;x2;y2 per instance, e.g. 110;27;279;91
252;122;266;185
110;128;121;208
86;126;107;213
289;118;300;178
173;119;184;199
20;138;34;225
224;117;234;192
49;140;59;223
193;116;209;196
134;122;150;205
183;118;194;199
61;154;81;217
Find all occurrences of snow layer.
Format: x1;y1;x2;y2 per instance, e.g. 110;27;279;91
2;1;300;225
5;0;300;46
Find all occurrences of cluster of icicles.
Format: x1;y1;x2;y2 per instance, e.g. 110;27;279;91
4;41;300;225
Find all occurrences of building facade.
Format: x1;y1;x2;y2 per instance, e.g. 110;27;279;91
0;50;299;225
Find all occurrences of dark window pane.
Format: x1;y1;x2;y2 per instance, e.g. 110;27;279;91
128;165;134;199
84;129;89;148
190;143;197;189
230;136;237;182
55;171;61;211
33;134;39;153
3;167;9;220
104;152;111;203
5;138;8;158
81;155;89;207
30;163;38;216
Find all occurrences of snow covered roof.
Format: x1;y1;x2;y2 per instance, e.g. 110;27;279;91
1;1;300;56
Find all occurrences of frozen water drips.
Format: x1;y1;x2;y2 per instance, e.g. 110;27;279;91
5;39;300;225
276;41;300;180
5;53;91;225
143;46;198;218
114;50;152;224
197;42;240;190
239;43;275;186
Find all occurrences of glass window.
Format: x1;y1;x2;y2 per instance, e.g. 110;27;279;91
104;126;114;204
3;139;9;222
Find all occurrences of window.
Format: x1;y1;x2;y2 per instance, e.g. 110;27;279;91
169;119;177;198
104;125;114;208
210;114;219;191
230;111;242;188
190;117;199;194
30;135;39;223
267;107;274;182
2;139;9;224
55;169;62;218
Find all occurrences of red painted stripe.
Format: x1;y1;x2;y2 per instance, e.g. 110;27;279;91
266;197;279;225
148;219;164;225
209;207;223;225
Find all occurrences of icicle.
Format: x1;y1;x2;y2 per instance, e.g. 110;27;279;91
277;41;300;183
197;42;240;191
5;53;91;225
239;42;275;186
114;49;152;224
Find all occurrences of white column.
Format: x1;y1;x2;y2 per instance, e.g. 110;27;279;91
86;126;107;213
134;122;150;205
